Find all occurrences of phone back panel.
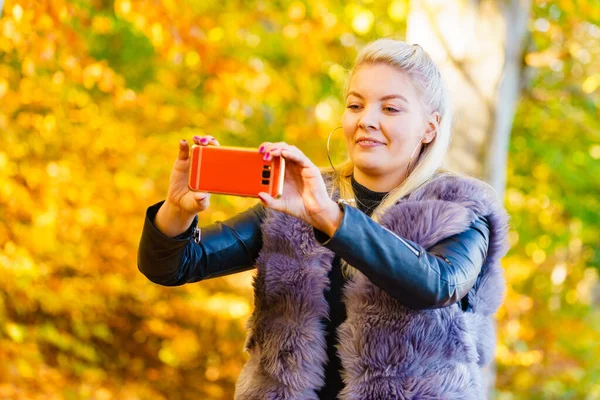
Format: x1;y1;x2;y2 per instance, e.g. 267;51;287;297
188;145;285;198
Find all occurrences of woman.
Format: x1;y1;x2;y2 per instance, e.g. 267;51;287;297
138;39;509;399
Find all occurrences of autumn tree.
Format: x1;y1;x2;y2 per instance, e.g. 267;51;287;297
0;1;598;399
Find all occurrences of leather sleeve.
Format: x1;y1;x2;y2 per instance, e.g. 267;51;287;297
137;200;265;286
313;203;490;310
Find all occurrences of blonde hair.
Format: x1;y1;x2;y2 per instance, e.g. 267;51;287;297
322;39;453;278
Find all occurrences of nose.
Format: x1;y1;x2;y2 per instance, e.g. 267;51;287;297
358;106;379;131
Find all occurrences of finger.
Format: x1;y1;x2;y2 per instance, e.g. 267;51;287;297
262;141;287;154
193;191;209;202
267;145;313;168
203;135;217;145
280;146;310;165
178;139;190;161
258;141;272;154
261;141;290;160
193;135;217;146
257;192;280;210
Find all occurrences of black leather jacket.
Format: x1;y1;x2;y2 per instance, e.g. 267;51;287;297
138;200;490;310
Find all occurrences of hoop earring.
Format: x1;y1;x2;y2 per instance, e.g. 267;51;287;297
327;126;344;175
406;140;425;179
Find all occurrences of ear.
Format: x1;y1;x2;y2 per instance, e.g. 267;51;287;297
423;112;441;144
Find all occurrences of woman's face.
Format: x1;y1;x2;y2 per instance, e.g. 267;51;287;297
342;63;436;181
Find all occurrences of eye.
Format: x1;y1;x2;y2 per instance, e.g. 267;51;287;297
346;104;362;110
384;106;400;113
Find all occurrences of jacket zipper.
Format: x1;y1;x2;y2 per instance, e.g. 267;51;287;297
382;227;421;257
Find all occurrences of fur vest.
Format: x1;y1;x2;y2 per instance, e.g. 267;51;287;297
234;173;510;399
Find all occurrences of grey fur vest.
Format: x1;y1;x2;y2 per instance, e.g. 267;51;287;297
234;173;509;399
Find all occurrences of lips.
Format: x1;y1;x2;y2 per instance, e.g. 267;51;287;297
356;137;385;145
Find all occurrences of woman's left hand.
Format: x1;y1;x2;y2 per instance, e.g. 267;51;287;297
257;142;342;235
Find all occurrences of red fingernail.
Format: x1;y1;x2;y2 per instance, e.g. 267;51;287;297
200;138;208;143
264;152;270;160
259;145;264;153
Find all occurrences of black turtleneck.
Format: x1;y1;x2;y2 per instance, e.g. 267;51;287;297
349;174;390;215
316;174;388;400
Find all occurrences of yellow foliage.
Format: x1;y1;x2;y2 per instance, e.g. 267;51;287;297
0;0;598;398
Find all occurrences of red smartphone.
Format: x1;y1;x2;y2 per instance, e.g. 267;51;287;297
188;145;285;198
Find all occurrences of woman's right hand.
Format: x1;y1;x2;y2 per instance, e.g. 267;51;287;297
155;135;220;237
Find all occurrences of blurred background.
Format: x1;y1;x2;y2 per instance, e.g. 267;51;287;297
0;0;599;399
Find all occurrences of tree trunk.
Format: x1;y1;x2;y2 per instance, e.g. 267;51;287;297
407;0;530;396
407;0;530;199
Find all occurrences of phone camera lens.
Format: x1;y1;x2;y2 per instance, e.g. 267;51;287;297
261;179;269;185
262;170;271;179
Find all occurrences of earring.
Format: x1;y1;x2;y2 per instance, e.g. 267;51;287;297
327;126;356;206
406;139;426;178
326;126;344;174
